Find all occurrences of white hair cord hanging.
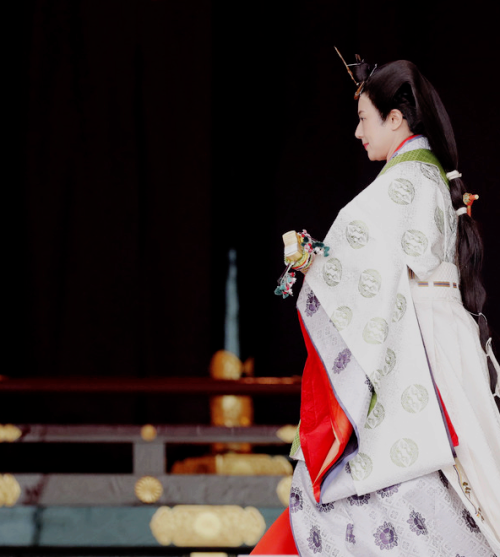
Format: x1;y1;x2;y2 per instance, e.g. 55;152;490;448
486;338;500;399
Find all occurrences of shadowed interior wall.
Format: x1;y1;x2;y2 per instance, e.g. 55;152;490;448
9;0;499;425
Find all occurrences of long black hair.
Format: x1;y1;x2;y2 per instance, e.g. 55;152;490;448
353;60;498;397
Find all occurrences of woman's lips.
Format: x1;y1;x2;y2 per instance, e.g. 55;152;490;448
363;143;369;149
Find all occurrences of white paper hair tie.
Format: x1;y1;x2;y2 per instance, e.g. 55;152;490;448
456;207;468;216
446;170;462;180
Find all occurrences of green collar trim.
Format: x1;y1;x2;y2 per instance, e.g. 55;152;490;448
379;149;449;189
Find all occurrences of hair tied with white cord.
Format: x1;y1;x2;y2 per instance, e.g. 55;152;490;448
446;170;462;180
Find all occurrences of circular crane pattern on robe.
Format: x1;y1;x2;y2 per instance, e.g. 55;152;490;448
331;306;352;330
345;220;369;249
401;230;428;257
434;206;445;234
388;178;415;205
365;402;385;429
390;438;419;468
349;453;373;481
363;318;389;344
419;162;441;184
358;269;382;298
378;348;396;376
401;385;429;413
447;205;457;232
392;293;407;323
322;258;342;286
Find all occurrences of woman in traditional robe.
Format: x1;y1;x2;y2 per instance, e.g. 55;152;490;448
253;59;500;556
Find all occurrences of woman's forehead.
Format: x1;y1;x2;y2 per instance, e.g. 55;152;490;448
358;93;374;114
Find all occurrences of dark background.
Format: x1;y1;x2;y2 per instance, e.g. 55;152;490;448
7;0;500;425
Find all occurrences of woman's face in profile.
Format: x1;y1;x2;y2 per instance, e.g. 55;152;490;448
355;93;393;161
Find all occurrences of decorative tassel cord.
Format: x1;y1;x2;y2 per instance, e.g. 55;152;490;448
274;230;330;299
453;462;484;522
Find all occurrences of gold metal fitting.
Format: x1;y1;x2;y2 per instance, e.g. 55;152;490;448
135;476;163;504
141;424;157;442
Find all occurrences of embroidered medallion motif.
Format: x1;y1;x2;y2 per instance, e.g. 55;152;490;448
419;162;440;184
401;385;429;413
388;178;415;205
434;206;445;234
365;376;375;394
448;205;458;232
316;501;335;513
346;220;369;249
390;438;419;468
365;402;385;429
373;521;398;550
392;293;407;323
363;317;389;344
350;453;373;481
358;269;382;298
347;493;371;506
290;487;303;513
305;291;320;317
407;511;428;536
333;348;351;374
307;525;323;554
401;229;429;257
462;509;480;534
322;258;342;287
378;348;396;376
331;306;352;330
345;523;356;544
376;483;401;498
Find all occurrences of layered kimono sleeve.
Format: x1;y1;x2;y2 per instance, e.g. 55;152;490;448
303;161;456;496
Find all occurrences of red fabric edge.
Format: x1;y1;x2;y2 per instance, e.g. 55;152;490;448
250;509;298;555
298;311;353;501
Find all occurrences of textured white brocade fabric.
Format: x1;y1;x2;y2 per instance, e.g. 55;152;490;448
291;138;500;554
304;140;457;495
290;462;496;556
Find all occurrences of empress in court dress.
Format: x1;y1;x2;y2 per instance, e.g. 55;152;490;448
289;136;500;556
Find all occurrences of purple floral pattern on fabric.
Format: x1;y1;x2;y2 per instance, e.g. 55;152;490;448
290;487;303;514
407;511;428;536
346;524;356;545
347;493;371;506
365;375;375;393
462;509;479;534
316;501;335;513
333;348;351;374
438;470;449;489
305;291;320;317
307;525;323;554
377;484;401;498
373;522;398;550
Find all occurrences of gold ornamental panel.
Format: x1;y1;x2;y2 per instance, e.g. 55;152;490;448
210;395;253;427
215;454;293;476
135;476;163;503
172;454;293;476
150;505;266;547
0;474;21;507
0;424;22;443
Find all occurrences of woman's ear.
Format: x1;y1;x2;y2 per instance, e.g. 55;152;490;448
388;109;405;131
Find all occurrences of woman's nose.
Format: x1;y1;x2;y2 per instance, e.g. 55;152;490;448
355;122;362;139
